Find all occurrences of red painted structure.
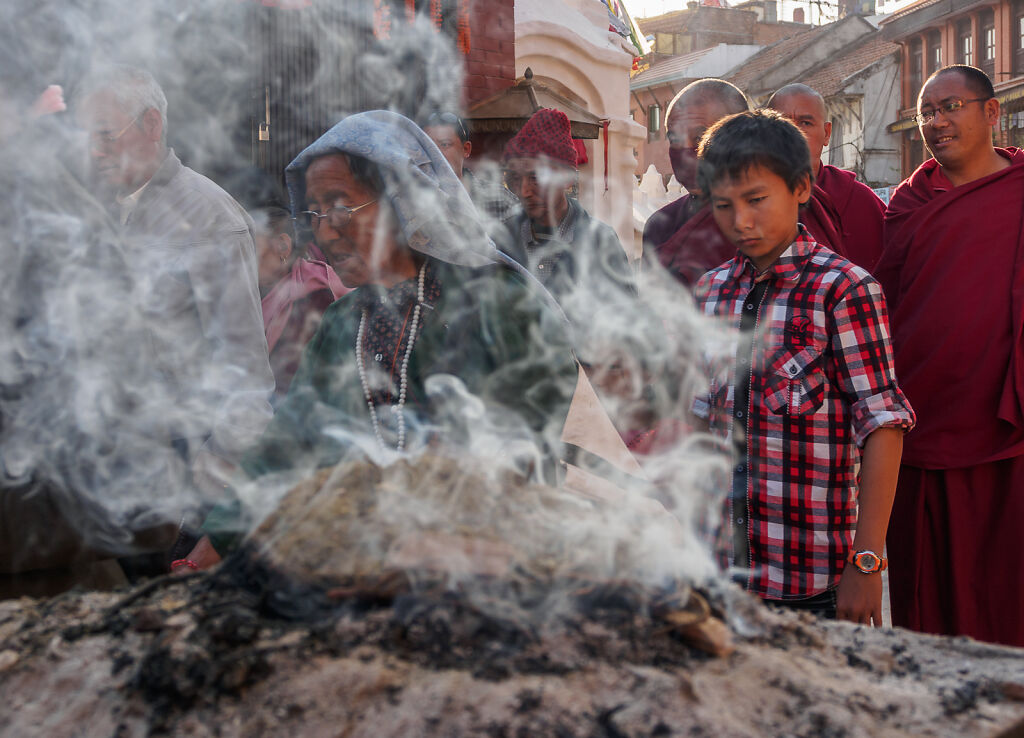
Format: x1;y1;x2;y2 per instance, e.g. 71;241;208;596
462;0;517;106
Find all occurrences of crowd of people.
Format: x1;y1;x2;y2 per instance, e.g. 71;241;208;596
0;55;1020;650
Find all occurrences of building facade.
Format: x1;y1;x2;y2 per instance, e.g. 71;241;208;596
882;0;1024;178
510;0;647;254
726;15;902;187
630;44;764;177
630;3;808;180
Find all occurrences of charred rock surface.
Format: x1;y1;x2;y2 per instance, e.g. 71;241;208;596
1;567;1023;737
2;457;1022;736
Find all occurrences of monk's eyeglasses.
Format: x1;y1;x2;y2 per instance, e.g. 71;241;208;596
299;198;377;229
914;97;990;126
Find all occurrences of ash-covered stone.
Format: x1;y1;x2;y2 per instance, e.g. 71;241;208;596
1;457;1023;736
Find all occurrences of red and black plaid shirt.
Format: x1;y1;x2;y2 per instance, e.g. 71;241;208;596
694;231;915;599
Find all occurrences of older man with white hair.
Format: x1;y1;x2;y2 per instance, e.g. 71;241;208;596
77;66;274;564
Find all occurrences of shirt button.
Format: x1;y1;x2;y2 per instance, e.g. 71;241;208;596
736;517;744;525
745;303;754;311
374;353;383;362
735;410;744;418
788;365;798;375
538;263;545;269
735;464;745;473
740;356;749;365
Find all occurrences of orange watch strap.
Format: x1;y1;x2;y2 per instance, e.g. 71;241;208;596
847;549;887;572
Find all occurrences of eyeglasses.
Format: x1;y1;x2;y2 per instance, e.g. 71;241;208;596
298;198;377;229
88;116;139;147
914;98;991;125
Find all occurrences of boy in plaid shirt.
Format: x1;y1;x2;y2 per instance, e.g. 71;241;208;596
692;110;915;624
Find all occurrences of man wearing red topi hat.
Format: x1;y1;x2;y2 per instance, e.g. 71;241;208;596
499;108;636;365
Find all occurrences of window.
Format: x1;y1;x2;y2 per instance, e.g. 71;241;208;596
957;19;973;66
927;30;942;76
1008;107;1024;149
830;117;844;169
980;9;996;79
794;7;805;23
909;37;923;99
1015;0;1024;75
647;104;661;141
905;129;926;178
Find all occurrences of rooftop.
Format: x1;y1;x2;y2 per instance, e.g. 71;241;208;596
725;15;891;99
801;34;899;97
726;24;822;93
630;43;763;90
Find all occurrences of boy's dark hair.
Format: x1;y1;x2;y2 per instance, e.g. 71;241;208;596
696;108;812;195
921;64;995;102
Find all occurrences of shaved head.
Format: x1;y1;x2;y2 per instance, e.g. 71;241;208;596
921;64;995;106
664;79;749;191
767;83;831;170
667;78;749;121
767;84;826;118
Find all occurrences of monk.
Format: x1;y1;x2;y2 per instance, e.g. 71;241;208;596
767;83;886;271
874;64;1024;647
642;79;748;288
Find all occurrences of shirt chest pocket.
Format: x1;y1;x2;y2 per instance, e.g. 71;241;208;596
762;344;826;416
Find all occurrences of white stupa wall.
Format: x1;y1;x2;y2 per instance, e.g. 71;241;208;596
516;0;647;258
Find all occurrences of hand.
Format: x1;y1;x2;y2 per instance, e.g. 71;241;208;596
29;85;66;118
835;563;883;626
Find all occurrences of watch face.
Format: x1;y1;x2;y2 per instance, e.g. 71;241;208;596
856;552;879;571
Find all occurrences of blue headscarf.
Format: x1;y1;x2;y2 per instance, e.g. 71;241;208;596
285;110;496;268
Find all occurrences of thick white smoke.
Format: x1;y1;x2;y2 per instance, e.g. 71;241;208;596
0;0;734;608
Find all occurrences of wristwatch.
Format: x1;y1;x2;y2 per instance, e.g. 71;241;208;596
847;549;887;574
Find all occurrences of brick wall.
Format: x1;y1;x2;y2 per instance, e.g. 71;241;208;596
463;0;516;105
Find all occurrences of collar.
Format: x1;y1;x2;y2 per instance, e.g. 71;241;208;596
726;225;816;286
141;148;181;193
352;260;438;312
526;196;579;244
930;148;1019;193
116;181;149;225
928;163;953;193
116;149;180;226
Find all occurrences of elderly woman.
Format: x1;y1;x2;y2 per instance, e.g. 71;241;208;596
180;111;577;569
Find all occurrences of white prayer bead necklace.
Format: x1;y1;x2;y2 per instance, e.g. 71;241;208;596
355;263;427;452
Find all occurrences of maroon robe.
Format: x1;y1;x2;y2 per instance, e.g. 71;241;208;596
645;166;884;288
803;164;886;272
642;194;736;289
875;148;1024;647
